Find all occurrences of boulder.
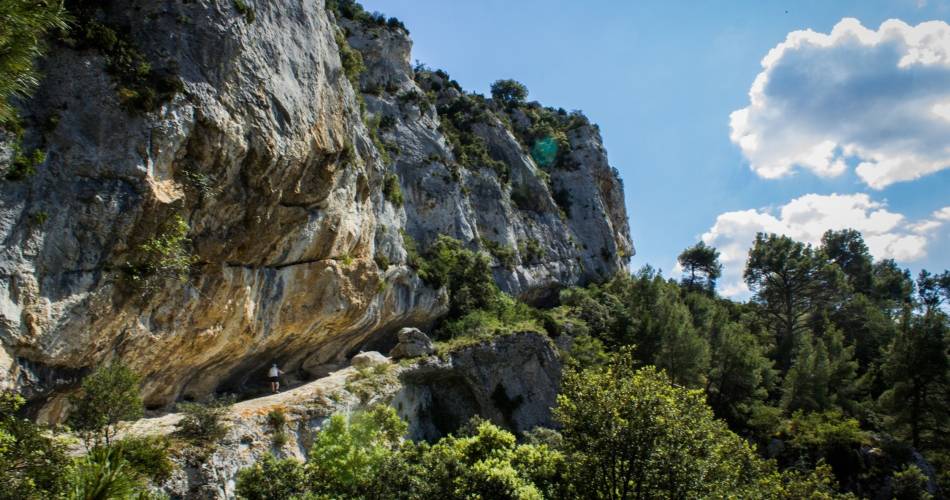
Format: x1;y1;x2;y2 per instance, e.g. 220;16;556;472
389;328;435;359
351;351;390;369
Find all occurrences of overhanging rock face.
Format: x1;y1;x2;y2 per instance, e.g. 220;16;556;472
0;0;631;420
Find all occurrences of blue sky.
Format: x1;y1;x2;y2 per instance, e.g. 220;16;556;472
361;0;950;296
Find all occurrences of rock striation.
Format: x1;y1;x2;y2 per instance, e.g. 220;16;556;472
0;0;631;419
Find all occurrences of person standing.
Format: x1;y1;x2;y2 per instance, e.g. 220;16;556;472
268;363;283;393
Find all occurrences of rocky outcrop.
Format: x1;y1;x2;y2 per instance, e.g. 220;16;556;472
0;0;630;419
388;327;434;359
393;332;562;441
108;331;558;499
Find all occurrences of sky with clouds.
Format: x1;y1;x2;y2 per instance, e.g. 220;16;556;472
360;0;950;298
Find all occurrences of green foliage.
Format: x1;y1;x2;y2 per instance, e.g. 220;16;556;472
129;214;197;290
327;0;409;34
435;295;545;350
114;435;174;483
781;327;859;413
890;464;933;500
175;395;234;445
232;0;255;23
821;229;873;294
239;407;565;499
437;93;509;181
480;237;516;269
334;29;364;89
745;232;844;369
0;391;69;500
65;446;152;500
775;410;868;484
65;4;182;112
504;103;586;170
518;238;545;265
305;405;406;496
554;350;774;499
5;146;45;180
236;454;307;500
365;113;392;165
68;363;144;448
344;363;399;404
383;173;403;206
414;235;501;319
878;308;949;450
0;0;68;124
706;321;775;429
490;79;528;107
266;408;288;448
677;241;722;292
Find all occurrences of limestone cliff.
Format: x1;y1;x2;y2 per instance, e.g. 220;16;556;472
0;0;631;418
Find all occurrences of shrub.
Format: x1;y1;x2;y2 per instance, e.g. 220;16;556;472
518;239;545;264
66;10;182;113
556;352;777;499
115;435;175;483
232;0;256;23
68;363;144;448
65;446;144;500
480;237;517;269
5;147;45;180
1;391;70;499
437;94;509;181
334;30;364;89
490;79;528;107
305;405;407;496
175;395;234;445
890;464;933;500
236;454;307;500
435;294;545;347
423;235;500;317
383;173;403;206
128;214;197;290
267;409;289;448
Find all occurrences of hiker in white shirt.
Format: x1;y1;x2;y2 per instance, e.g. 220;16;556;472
268;363;283;393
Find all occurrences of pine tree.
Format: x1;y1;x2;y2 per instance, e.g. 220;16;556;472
781;332;832;413
705;322;775;427
654;286;709;388
878;308;949;450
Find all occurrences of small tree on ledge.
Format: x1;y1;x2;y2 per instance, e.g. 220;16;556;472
67;362;144;449
490;79;528;107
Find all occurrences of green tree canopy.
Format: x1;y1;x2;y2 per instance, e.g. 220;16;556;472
554;349;772;499
0;391;69;500
677;241;722;293
744;233;842;369
490;79;528;107
67;363;144;447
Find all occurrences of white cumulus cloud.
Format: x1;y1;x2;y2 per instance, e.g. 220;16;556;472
700;193;950;298
730;18;950;189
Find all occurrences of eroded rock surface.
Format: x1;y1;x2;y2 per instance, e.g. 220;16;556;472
388;326;434;359
0;0;630;420
394;332;562;441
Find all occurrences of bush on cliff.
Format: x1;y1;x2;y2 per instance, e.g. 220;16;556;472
175;395;234;445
